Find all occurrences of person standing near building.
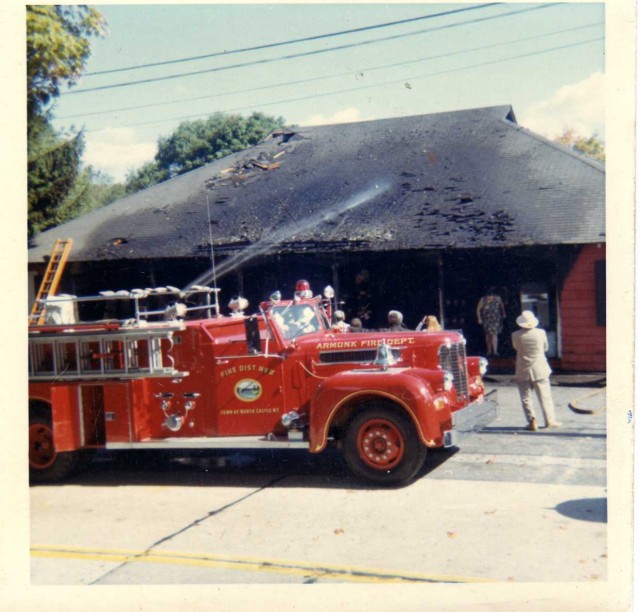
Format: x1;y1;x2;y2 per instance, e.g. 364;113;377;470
349;317;364;332
332;310;349;333
511;310;561;431
387;310;407;331
476;288;506;356
416;315;442;332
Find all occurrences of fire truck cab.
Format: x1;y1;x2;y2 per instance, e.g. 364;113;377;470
28;286;497;486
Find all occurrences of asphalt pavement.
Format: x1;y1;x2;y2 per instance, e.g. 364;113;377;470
27;380;613;592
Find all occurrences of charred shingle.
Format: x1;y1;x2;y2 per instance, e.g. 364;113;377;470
28;105;605;264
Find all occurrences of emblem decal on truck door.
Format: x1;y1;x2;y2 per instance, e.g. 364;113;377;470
234;379;263;402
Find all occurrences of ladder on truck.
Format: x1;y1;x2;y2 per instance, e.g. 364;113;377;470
30;239;73;325
28;323;189;382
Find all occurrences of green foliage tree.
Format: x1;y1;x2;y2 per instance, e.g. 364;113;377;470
56;168;127;225
28;117;84;235
27;5;105;119
27;5;105;236
125;112;286;193
125;162;169;194
555;130;605;163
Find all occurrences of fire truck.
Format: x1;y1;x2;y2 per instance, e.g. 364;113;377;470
28;279;498;486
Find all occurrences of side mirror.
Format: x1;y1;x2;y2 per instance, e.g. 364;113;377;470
244;316;261;355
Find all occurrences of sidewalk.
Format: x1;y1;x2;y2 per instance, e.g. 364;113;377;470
485;373;606;387
484;373;607;415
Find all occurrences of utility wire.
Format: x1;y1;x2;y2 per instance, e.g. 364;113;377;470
64;3;558;96
86;3;501;76
59;22;602;121
86;36;602;132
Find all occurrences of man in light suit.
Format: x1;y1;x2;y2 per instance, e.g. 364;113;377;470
511;310;561;431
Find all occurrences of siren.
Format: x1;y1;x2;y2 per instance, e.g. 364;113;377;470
294;279;312;299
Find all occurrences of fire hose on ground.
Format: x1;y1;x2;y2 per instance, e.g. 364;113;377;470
568;387;606;415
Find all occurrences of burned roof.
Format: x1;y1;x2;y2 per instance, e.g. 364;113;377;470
28;105;605;264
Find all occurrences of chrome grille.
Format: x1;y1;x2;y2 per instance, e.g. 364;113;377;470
438;342;469;400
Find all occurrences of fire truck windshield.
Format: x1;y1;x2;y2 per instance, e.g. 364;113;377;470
272;304;324;340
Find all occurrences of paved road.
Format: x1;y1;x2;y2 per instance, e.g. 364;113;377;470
30;383;608;586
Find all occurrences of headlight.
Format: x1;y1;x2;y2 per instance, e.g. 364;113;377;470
479;357;488;376
443;371;454;392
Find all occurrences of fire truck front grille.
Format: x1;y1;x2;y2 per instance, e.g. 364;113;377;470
319;349;401;365
438;342;469;400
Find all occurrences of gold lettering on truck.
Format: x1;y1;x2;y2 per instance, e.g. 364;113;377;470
316;337;415;349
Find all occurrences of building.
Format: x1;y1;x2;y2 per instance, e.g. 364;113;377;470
28;106;605;371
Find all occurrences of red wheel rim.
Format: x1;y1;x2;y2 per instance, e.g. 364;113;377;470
356;418;405;470
29;423;56;469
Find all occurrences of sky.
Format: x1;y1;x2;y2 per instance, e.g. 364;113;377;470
45;3;606;183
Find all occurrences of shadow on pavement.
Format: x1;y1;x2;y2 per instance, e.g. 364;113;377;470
30;446;458;491
555;497;607;523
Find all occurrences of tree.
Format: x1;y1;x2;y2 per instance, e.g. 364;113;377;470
27;5;105;120
56;168;127;225
125;162;169;194
555;130;605;163
125;112;286;193
28;117;84;235
27;5;105;236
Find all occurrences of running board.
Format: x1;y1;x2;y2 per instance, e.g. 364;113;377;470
107;435;310;451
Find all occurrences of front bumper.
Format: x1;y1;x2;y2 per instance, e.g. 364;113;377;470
443;389;498;448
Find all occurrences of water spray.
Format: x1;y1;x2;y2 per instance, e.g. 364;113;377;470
188;181;391;288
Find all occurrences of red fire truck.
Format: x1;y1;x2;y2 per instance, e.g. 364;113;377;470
28;283;497;486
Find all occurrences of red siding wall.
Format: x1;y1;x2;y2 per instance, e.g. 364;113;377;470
559;244;606;371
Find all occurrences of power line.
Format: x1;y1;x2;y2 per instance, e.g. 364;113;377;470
64;3;558;96
86;3;501;76
86;37;602;132
58;22;602;121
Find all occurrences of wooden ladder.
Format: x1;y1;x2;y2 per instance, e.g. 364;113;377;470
30;239;73;325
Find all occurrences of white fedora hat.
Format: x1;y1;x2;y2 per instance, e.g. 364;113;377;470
516;310;539;329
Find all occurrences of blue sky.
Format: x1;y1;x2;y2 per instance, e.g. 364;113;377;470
47;3;605;182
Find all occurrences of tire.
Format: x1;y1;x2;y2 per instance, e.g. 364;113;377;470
342;404;427;486
29;407;81;484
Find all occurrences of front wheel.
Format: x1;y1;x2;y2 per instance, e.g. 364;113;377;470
29;409;81;484
342;404;427;486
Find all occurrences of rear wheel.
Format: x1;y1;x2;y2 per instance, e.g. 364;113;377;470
343;404;427;486
29;408;81;484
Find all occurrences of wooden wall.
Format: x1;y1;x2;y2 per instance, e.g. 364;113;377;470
559;243;606;371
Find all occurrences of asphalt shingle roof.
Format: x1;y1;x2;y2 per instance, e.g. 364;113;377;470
28;105;605;264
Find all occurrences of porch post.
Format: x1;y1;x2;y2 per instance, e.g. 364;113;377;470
438;254;445;327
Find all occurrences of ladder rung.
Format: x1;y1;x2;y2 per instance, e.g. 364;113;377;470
30;239;73;325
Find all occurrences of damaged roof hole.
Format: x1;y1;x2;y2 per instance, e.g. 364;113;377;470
273;130;298;144
111;238;128;246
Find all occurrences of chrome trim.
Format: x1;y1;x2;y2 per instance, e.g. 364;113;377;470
443;389;498;448
438;341;469;400
106;435;309;450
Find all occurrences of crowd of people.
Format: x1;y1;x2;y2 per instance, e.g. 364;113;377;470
331;308;442;334
297;277;558;433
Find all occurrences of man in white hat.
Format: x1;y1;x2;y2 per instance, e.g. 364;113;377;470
511;310;561;431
